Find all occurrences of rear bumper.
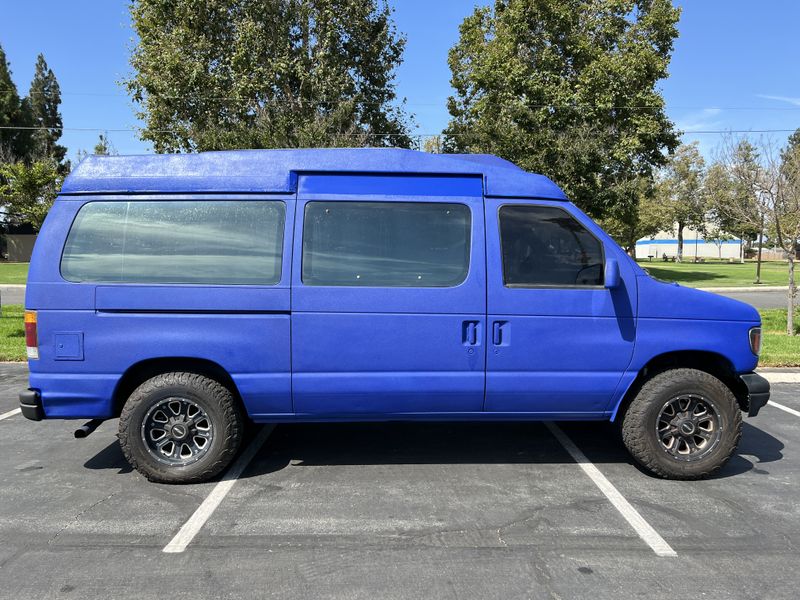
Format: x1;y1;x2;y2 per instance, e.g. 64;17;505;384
19;389;44;421
739;372;770;417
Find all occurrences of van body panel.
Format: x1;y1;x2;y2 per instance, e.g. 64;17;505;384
290;176;486;415
483;198;638;414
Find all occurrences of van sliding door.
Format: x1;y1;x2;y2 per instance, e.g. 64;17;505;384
291;174;486;416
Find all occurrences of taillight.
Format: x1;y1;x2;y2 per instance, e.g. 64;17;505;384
24;310;38;360
749;327;762;356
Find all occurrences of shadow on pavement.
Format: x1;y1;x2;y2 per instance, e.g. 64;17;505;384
82;420;784;482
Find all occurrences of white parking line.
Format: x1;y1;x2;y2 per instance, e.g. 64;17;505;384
163;425;275;553
0;408;21;421
545;422;677;558
768;401;800;418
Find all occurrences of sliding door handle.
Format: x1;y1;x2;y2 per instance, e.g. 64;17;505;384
462;320;480;346
492;321;509;346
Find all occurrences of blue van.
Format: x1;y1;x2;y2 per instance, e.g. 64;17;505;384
19;149;769;483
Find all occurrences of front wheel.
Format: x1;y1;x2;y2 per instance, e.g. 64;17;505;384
620;368;742;480
119;372;244;484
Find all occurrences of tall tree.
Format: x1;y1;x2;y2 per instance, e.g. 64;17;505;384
0;44;33;161
656;142;706;262
125;0;412;152
27;54;66;164
444;0;680;220
0;160;62;231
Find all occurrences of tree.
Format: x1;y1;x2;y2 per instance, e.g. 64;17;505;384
125;0;412;152
656;143;706;262
776;133;800;335
443;0;680;221
0;44;34;162
0;160;62;231
27;54;66;165
714;138;772;280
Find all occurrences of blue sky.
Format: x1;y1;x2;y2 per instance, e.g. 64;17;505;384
1;0;799;163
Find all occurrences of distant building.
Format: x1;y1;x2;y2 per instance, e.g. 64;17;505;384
636;225;743;260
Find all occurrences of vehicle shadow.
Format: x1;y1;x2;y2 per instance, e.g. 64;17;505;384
241;420;784;481
82;420;783;481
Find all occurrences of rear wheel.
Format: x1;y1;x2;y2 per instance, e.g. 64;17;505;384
620;368;742;480
119;372;244;484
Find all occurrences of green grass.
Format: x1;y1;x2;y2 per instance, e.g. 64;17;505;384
759;308;800;367
0;262;29;285
1;305;797;365
638;260;788;288
0;304;25;361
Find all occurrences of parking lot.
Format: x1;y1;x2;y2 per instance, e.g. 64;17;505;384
1;363;799;599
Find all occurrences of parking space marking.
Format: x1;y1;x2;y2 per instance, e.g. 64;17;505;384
545;422;677;558
0;408;21;421
163;425;275;554
768;401;800;418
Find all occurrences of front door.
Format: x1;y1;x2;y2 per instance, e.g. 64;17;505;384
291;174;486;416
484;199;637;416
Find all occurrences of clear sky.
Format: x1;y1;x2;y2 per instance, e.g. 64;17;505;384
1;0;799;163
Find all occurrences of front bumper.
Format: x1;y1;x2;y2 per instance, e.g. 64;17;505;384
19;389;44;421
739;372;770;417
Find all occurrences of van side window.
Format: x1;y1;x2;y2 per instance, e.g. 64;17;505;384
499;205;604;287
302;201;471;287
61;200;285;285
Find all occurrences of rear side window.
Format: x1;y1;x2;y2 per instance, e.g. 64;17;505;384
499;205;604;287
61;200;285;285
302;201;471;287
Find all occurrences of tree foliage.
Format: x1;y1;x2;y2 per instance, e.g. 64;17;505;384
0;160;63;231
654;142;706;261
444;0;680;220
28;54;66;165
0;44;34;162
125;0;412;152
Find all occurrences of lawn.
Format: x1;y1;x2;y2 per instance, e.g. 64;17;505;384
638;260;788;288
0;262;29;285
759;308;800;367
0;304;25;361
1;304;797;365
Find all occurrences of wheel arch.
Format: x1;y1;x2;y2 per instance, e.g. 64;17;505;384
112;357;245;418
612;350;748;421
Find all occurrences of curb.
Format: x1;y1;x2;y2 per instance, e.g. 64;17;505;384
0;284;26;289
700;286;787;292
758;371;800;383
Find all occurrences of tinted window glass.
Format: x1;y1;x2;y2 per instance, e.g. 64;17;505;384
61;201;285;285
302;202;471;287
499;205;604;287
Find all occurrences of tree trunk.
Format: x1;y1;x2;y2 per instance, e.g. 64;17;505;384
789;255;796;336
676;222;684;263
756;216;764;284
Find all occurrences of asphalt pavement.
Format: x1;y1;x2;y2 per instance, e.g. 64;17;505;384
1;363;799;599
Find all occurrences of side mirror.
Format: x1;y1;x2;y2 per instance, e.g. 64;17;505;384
605;258;620;289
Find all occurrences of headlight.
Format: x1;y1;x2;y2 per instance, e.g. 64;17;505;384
749;327;762;355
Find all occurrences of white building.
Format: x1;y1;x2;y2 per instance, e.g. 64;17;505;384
635;226;743;261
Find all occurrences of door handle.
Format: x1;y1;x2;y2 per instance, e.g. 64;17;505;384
462;321;479;346
492;321;508;346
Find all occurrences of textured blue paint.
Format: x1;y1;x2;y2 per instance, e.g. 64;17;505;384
25;151;761;424
61;148;567;200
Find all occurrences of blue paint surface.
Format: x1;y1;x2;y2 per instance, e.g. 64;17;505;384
26;150;761;423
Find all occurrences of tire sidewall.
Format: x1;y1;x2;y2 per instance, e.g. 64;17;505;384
638;372;738;477
121;376;241;483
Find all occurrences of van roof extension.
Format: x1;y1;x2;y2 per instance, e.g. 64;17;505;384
60;148;567;200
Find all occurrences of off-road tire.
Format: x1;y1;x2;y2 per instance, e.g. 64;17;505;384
119;372;244;484
620;368;742;480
